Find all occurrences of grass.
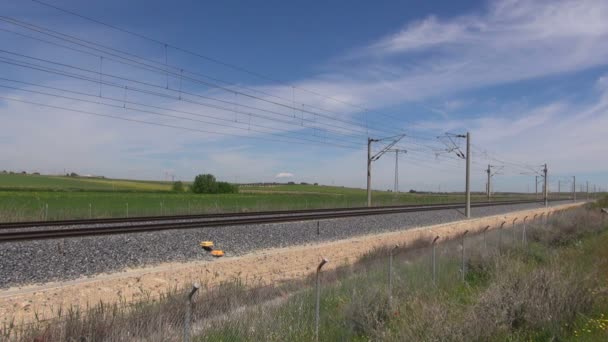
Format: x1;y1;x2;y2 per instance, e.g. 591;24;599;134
0;173;172;191
0;174;539;222
4;202;607;341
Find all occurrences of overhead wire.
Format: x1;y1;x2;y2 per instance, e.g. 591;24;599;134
0;51;375;145
30;0;429;133
0;81;364;149
0;95;363;149
0;15;420;139
0;2;554;184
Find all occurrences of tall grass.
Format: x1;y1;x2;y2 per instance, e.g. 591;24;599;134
3;205;606;341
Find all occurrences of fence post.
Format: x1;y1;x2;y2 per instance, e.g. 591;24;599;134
388;245;398;311
89;203;92;219
126;203;129;218
482;226;490;251
45;203;48;221
522;216;528;247
183;283;200;342
315;258;329;342
512;218;518;243
431;236;440;286
498;221;506;251
317;221;320;236
461;230;469;283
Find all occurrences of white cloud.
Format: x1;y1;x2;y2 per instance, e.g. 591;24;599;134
275;172;294;179
1;0;607;191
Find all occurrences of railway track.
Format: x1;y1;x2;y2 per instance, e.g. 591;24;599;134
0;199;546;242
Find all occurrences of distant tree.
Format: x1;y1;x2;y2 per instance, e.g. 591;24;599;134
300;182;309;185
313;183;319;186
68;172;78;177
217;181;239;194
409;189;417;193
287;181;295;185
191;174;238;194
172;181;185;192
192;174;218;194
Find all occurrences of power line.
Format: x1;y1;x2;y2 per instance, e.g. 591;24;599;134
30;0;426;131
0;15;420;139
0;95;363;149
0;82;363;149
0;51;379;142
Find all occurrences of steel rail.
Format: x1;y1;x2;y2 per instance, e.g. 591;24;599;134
0;199;537;230
0;200;545;242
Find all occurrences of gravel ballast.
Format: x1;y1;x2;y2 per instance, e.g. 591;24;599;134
0;201;574;288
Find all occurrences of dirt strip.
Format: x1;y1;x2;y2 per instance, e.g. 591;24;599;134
0;202;583;324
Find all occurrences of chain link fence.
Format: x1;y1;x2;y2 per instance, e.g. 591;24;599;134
2;206;604;341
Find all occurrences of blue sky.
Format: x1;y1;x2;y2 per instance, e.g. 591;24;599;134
1;0;607;193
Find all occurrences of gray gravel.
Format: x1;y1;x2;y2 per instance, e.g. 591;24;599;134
0;201;572;288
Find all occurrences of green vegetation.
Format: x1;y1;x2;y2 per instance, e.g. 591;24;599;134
191;174;238;194
4;205;607;341
172;181;185;192
0;172;541;222
191;206;608;341
0;173;171;192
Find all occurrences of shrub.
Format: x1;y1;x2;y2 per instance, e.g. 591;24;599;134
217;181;239;194
191;174;238;194
192;174;218;194
172;181;184;192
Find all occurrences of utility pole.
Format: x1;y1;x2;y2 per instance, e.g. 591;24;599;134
465;132;471;218
586;181;589;200
438;132;469;217
535;176;538;200
366;135;405;207
543;164;548;207
485;164;503;202
486;164;491;202
558;180;560;200
573;176;576;202
594;184;597;199
367;138;373;207
389;149;407;193
395;150;399;193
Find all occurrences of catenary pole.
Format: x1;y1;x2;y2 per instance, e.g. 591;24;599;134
487;164;491;202
465;132;471;218
543;164;548;207
367;138;372;207
394;150;399;193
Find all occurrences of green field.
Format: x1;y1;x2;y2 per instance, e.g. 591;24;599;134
0;173;172;191
0;173;534;222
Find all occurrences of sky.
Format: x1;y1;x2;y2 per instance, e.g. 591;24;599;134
0;0;607;193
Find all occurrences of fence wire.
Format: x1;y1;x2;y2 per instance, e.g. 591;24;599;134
2;206;603;341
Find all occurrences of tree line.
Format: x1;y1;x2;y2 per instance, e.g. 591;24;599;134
172;174;238;194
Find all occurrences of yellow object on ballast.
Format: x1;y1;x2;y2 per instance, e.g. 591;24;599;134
200;241;214;251
211;250;225;257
